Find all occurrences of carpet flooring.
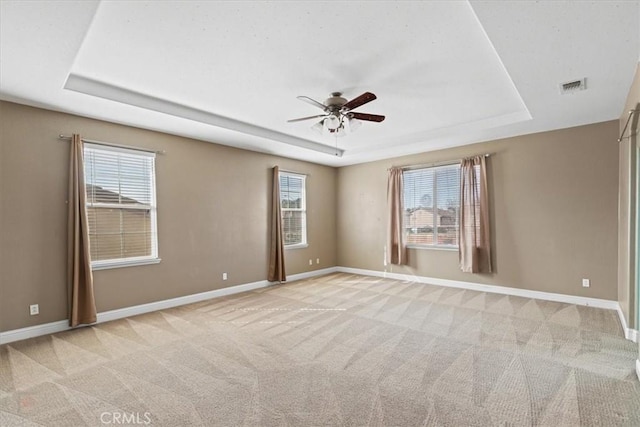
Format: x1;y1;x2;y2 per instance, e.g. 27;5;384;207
0;272;638;426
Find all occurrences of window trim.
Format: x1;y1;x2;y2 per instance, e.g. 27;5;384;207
405;244;458;251
83;143;160;269
284;243;309;250
403;163;460;249
279;171;307;249
91;256;162;271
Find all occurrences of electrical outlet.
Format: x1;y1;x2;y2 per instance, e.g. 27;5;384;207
222;272;228;280
316;258;320;264
309;259;313;265
582;278;590;288
30;304;39;316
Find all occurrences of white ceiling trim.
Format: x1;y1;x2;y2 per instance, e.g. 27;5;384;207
64;73;344;157
349;109;533;156
1;1;638;166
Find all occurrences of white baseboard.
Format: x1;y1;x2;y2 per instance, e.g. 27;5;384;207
0;320;70;346
285;267;339;282
0;267;338;345
337;266;640;343
95;278;272;324
636;359;640;382
0;266;634;346
337;266;619;310
615;304;639;343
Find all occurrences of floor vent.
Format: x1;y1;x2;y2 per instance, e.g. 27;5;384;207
560;78;586;94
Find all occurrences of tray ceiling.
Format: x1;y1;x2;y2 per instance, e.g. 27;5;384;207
1;1;638;166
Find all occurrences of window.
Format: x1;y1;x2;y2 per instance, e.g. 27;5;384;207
83;143;159;269
279;172;307;247
403;164;460;248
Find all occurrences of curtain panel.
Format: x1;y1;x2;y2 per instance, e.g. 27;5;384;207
459;155;492;273
268;166;286;282
387;167;407;265
67;134;97;327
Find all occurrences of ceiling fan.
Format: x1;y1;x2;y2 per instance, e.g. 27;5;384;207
288;92;385;136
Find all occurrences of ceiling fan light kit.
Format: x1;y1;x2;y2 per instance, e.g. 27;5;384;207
288;91;385;137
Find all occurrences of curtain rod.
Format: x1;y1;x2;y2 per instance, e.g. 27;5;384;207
618;109;638;142
393;153;491;171
277;168;309;176
58;135;166;155
274;165;308;176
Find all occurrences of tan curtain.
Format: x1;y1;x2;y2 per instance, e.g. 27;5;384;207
268;166;286;282
387;167;407;265
67;134;97;326
459;155;492;273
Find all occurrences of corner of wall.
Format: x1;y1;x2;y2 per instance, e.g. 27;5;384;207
618;62;640;332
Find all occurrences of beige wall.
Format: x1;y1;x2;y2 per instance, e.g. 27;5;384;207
0;100;625;333
618;63;640;331
338;121;619;301
0;101;337;332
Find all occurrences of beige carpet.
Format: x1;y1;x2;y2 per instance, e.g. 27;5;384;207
1;272;638;426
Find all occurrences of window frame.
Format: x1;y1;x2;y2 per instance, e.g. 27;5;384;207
83;143;160;270
279;171;308;249
403;163;460;250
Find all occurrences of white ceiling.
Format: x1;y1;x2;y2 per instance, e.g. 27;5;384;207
1;1;638;166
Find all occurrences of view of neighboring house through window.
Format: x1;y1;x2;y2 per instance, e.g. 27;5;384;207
403;164;460;247
279;172;307;247
83;143;158;268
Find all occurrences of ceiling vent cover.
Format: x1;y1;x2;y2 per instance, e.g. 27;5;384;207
560;78;586;94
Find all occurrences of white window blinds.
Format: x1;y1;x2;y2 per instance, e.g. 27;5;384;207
83;143;158;266
279;172;307;246
403;164;460;247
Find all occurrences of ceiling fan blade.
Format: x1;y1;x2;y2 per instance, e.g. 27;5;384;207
287;114;327;123
342;92;377;111
297;96;328;111
351;112;385;122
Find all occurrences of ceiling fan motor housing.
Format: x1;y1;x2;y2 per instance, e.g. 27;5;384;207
325;92;348;110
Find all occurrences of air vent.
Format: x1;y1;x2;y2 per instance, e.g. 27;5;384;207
560;78;586;94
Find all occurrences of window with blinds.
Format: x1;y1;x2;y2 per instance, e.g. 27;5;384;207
83;143;158;268
403;164;460;247
279;172;307;247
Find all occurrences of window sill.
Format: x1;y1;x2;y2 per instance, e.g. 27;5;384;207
285;243;309;250
406;245;458;252
91;257;161;271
